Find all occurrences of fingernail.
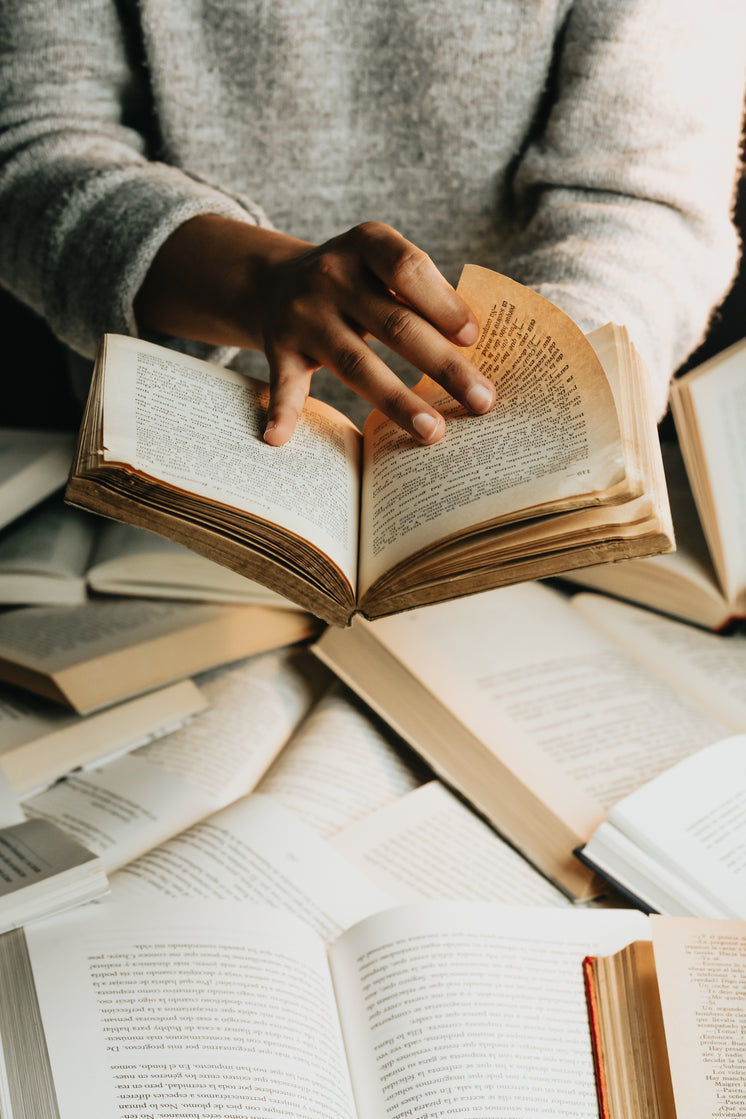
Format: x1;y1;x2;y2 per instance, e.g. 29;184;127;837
454;321;479;346
466;384;494;414
412;412;439;440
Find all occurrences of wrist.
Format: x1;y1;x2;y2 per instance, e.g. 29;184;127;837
134;215;311;351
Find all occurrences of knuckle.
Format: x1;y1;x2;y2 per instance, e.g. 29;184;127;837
354;220;392;243
308;252;341;287
437;355;466;385
390;246;429;286
335;346;369;384
381;305;415;347
380;384;410;417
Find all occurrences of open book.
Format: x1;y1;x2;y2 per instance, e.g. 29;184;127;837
564;337;746;629
0;899;647;1118
0;768;108;933
21;649;327;873
585;916;746;1119
0;677;207;799
0;427;74;531
314;582;746;898
0;595;319;712
578;735;746;917
65;266;673;626
0;497;297;608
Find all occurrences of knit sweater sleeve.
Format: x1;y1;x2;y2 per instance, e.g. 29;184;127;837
0;0;269;361
501;0;746;419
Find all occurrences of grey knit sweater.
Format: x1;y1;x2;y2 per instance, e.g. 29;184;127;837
1;0;744;425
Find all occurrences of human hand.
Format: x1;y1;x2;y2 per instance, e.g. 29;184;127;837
254;221;495;446
135;216;495;445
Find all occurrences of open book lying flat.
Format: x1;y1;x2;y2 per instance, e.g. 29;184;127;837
564;337;746;630
66;266;673;626
0;497;298;608
577;735;746;917
314;582;746;899
0;899;647;1118
585;916;746;1119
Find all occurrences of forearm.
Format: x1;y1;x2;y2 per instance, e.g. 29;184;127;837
134;218;310;351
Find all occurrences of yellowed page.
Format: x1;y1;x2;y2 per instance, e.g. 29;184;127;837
334;781;570;906
359;269;625;594
651;915;746;1119
330;904;648;1119
0;597;241;673
101;334;362;590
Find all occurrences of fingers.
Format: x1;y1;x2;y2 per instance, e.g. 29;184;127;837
265;328;446;447
354;286;495;418
258;222;494;446
264;350;316;446
355;221;479;346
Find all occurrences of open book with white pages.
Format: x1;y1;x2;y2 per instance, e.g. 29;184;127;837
578;734;746;917
0;899;648;1119
315;581;746;898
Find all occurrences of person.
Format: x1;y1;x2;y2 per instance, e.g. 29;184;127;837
1;1;744;446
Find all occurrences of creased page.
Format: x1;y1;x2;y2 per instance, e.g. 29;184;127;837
651;915;746;1119
330;903;648;1119
101;335;362;589
359;267;624;593
21;651;320;872
257;684;425;837
108;794;393;943
13;901;358;1119
335;781;570;906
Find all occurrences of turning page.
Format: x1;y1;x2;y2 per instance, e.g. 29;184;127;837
359;268;626;593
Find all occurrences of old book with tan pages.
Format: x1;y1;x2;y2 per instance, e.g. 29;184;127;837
66;266;673;626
